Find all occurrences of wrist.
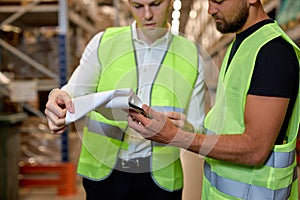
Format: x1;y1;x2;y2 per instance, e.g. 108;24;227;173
48;88;60;99
170;128;195;149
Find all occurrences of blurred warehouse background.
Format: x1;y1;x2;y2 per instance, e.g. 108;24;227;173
0;0;299;199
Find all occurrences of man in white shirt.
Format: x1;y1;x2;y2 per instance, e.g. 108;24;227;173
127;0;300;199
45;0;205;199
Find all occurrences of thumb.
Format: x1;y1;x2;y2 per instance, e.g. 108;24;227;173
59;94;75;113
142;104;159;119
142;104;153;116
66;101;75;113
142;104;150;112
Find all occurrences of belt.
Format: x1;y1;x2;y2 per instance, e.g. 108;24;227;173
115;157;150;173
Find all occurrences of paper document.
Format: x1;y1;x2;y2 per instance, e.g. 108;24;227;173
65;88;143;125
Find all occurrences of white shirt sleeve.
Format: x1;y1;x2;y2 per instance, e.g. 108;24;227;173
61;32;103;98
186;55;206;133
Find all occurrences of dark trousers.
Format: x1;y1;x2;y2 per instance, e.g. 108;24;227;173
82;170;182;200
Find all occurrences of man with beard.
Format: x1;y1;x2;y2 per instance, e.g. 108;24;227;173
45;0;205;199
127;0;300;199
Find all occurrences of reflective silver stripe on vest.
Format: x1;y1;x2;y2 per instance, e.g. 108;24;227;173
86;117;124;141
205;129;295;168
204;161;297;199
205;129;215;135
152;106;183;113
265;149;295;168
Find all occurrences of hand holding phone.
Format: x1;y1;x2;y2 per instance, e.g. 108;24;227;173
128;102;151;118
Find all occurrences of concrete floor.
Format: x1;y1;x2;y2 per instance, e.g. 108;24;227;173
18;151;203;200
19;177;86;200
18;155;300;200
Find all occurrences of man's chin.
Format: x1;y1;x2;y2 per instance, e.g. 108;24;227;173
141;26;159;31
141;27;163;35
138;27;168;41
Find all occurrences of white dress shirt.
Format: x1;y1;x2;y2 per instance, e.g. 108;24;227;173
62;22;205;160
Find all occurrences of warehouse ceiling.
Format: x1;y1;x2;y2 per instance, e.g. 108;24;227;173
0;0;59;27
0;0;194;33
0;0;195;89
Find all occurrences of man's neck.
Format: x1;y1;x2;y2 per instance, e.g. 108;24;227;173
136;23;170;44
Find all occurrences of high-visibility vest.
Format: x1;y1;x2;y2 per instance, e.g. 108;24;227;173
77;26;199;191
203;22;300;199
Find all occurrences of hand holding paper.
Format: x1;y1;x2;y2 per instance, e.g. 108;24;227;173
65;88;144;125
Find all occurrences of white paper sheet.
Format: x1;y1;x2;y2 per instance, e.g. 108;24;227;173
65;88;143;125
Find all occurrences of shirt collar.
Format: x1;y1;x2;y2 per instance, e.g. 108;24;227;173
131;21;172;45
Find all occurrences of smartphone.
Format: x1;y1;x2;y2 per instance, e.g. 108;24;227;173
128;102;151;118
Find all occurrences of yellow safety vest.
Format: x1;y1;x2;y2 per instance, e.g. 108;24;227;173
77;26;199;191
203;22;300;199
